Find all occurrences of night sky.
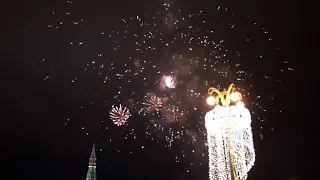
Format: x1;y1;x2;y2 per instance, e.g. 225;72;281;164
4;0;307;179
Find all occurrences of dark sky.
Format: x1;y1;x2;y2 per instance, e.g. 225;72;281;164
3;0;307;179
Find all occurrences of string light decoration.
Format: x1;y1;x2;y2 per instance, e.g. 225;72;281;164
205;83;255;180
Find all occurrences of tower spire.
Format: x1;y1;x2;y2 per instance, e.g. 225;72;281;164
90;143;96;158
86;144;97;180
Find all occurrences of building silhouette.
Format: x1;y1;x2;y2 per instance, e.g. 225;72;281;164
86;144;96;180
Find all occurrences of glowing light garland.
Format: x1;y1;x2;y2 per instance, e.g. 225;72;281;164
205;84;255;180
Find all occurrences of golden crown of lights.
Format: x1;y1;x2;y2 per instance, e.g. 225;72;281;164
206;83;244;107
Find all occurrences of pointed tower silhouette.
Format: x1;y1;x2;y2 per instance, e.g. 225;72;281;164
86;144;97;180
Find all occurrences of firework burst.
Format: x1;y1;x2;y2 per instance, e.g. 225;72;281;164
164;105;181;122
142;95;163;113
160;75;177;89
165;76;177;88
109;105;131;126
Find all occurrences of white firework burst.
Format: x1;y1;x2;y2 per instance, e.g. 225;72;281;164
165;75;177;88
109;104;131;126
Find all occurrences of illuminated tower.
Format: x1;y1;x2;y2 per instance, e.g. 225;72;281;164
86;144;97;180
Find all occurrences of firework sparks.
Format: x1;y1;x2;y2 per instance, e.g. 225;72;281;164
164;105;181;122
109;105;131;126
42;1;293;172
142;95;163;112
